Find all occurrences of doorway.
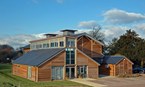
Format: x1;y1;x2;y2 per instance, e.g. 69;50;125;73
66;67;75;79
77;65;87;78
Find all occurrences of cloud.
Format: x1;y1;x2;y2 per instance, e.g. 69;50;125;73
0;34;45;49
78;20;98;29
134;23;145;38
134;23;145;31
56;0;64;4
104;9;145;24
76;29;91;34
102;26;127;42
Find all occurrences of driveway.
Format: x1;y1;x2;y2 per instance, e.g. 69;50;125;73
71;75;145;87
91;75;145;87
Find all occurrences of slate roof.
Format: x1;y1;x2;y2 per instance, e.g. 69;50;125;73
23;44;30;49
94;56;125;64
104;56;125;64
13;48;64;66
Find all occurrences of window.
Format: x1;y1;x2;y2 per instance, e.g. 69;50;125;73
60;41;64;47
67;39;75;47
46;43;49;47
51;42;55;47
28;66;32;79
66;48;75;64
51;42;58;47
43;43;49;48
55;42;58;47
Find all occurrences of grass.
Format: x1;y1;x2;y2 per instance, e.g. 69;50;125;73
0;64;89;87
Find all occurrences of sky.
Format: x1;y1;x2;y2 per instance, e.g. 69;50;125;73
0;0;145;48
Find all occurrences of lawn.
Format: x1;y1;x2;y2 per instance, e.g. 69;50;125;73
0;64;89;87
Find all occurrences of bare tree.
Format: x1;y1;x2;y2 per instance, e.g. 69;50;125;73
88;24;105;43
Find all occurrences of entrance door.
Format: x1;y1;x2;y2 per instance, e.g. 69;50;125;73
78;65;87;78
52;66;63;80
66;67;75;79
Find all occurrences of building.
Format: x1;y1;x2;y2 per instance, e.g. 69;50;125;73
12;29;104;82
12;29;133;82
22;44;30;53
97;56;133;76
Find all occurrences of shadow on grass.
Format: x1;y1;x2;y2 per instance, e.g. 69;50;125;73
0;63;12;70
2;82;17;87
0;71;19;81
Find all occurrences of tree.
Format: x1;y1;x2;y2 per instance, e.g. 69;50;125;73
107;29;145;67
0;44;14;63
88;25;105;43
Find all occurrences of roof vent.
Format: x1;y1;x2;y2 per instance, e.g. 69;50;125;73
44;34;58;38
60;29;77;36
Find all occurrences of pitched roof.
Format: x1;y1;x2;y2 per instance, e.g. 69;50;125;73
103;56;125;64
13;48;64;66
73;33;104;46
23;44;30;49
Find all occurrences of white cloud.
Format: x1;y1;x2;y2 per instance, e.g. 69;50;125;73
134;23;145;38
104;9;145;24
76;29;91;34
102;26;127;42
134;23;145;31
78;20;98;29
0;34;45;49
56;0;64;4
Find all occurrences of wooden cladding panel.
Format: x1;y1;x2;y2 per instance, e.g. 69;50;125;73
77;50;99;78
77;36;102;58
115;58;132;76
38;51;65;81
12;64;28;78
38;68;51;81
100;58;133;76
23;48;30;53
12;64;38;81
77;51;88;65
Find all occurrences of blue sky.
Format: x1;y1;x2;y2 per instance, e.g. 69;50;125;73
0;0;145;48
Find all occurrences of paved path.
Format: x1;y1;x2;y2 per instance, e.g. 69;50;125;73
70;78;106;87
70;75;145;87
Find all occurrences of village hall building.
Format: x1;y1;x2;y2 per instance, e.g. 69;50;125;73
12;29;133;82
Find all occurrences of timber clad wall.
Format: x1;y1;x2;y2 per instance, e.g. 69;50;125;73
77;36;102;58
99;58;132;76
13;64;28;78
38;51;65;81
13;64;37;81
99;64;115;76
23;48;30;53
77;51;99;78
115;59;132;75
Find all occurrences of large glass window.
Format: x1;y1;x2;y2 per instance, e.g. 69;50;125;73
67;39;75;47
66;48;75;64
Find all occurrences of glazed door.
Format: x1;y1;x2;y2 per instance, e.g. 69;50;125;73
78;65;87;78
52;66;63;80
66;67;75;79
